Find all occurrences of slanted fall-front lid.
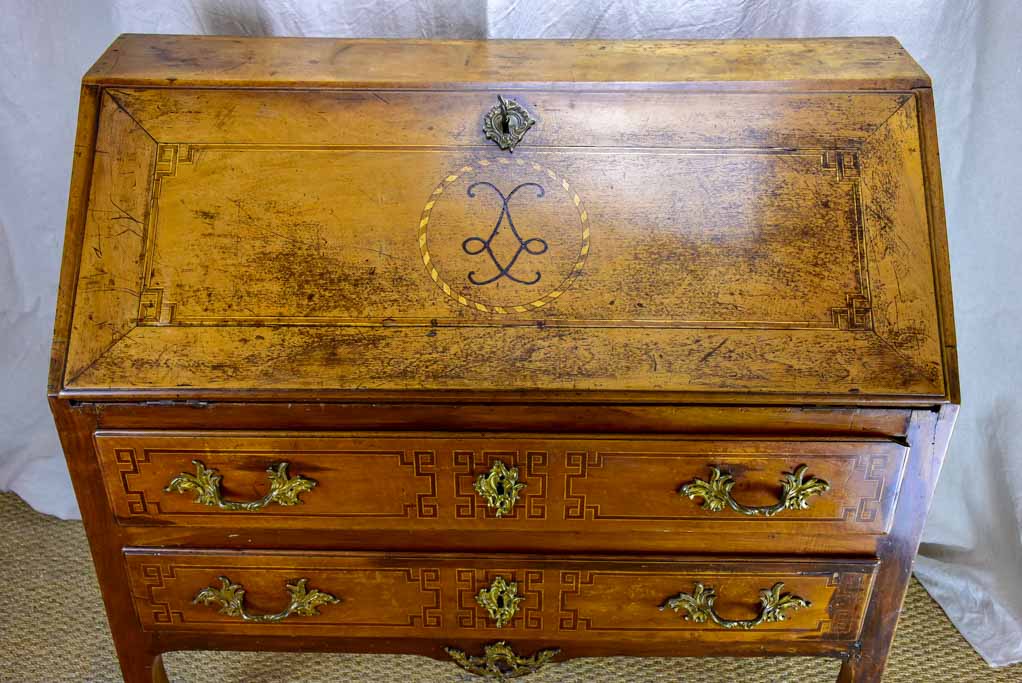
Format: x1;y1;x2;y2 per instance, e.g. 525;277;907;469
56;37;953;403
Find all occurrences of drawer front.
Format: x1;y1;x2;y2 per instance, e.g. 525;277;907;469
97;432;907;535
125;550;876;647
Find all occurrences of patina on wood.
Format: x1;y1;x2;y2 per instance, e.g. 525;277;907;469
48;36;959;683
60;82;947;403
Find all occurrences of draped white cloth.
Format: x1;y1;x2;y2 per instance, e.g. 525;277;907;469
1;0;1019;667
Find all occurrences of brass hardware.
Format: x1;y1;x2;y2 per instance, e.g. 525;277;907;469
165;460;316;511
476;576;524;628
483;96;535;152
660;581;810;630
446;641;560;679
474;460;526;517
193;576;339;623
680;464;829;516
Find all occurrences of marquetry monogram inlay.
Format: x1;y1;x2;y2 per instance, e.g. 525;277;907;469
462;182;549;286
418;159;591;314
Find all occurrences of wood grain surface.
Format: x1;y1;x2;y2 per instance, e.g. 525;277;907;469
48;36;960;683
96;432;907;538
85;35;930;90
60;85;948;403
124;549;876;646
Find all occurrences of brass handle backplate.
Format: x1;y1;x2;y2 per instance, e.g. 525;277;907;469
660;582;810;630
193;576;339;623
446;641;560;679
474;460;526;517
679;464;829;516
165;459;316;511
483;95;535;152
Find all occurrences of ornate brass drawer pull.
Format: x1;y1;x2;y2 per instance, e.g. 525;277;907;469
483;95;535;152
680;464;829;516
165;459;316;511
193;576;339;623
661;581;810;630
446;641;559;679
476;576;523;628
474;460;526;517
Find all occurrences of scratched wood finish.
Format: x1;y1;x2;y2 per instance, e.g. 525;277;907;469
62;85;946;402
97;432;907;537
49;36;960;683
86;35;930;90
90;403;915;437
124;550;876;645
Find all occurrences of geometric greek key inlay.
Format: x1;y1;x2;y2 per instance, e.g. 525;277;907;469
821;150;860;182
139;564;183;625
564;451;602;520
831;293;873;331
839;454;890;523
821;570;875;641
108;446;438;521
561;449;902;530
453;450;548;520
456;569;543;631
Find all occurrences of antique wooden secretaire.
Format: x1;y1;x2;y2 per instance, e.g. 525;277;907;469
49;35;959;682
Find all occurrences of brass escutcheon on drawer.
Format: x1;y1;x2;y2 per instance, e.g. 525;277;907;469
474;460;526;517
476;576;523;628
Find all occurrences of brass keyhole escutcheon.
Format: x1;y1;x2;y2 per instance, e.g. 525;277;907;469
483;95;536;152
473;460;526;517
476;576;524;628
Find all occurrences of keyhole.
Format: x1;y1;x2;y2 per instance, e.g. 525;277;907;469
500;113;510;135
497;595;505;608
496;476;506;495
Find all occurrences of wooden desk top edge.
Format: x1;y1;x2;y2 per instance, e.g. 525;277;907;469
84;34;931;90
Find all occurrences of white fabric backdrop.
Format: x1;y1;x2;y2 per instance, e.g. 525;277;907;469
1;0;1019;667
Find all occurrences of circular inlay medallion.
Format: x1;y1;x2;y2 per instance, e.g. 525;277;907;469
418;158;591;314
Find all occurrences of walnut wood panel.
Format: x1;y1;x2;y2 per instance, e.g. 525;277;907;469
49;36;960;683
63;92;153;382
90;403;914;438
61;87;946;402
108;88;910;149
124;550;876;646
96;432;906;536
86;36;929;91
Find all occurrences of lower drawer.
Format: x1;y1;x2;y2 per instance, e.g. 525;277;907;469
125;550;876;650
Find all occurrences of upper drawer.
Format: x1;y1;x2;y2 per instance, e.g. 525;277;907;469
59;84;953;403
96;432;907;537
